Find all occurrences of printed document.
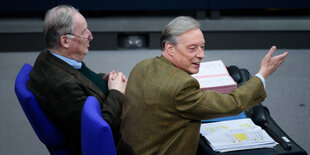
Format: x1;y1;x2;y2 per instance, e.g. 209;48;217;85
192;60;236;92
200;118;277;152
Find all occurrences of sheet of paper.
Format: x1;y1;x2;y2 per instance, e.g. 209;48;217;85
200;118;277;152
197;76;236;88
193;60;228;77
192;60;236;91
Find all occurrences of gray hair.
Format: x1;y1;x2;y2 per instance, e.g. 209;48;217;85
160;16;200;51
43;5;79;49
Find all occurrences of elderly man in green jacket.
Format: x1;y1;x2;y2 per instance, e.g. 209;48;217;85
119;16;288;155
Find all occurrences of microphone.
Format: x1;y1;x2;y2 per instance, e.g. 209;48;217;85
252;105;292;150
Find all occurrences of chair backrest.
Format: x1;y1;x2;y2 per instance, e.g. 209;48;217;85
14;63;68;155
81;96;117;155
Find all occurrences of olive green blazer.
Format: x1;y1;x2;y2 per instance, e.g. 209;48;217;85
120;55;266;155
28;49;124;155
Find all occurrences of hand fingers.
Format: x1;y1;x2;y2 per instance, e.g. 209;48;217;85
109;71;116;80
273;51;288;62
116;72;124;80
266;46;277;58
267;51;287;71
111;72;123;80
116;73;127;83
103;73;109;80
108;72;113;80
276;52;288;65
109;71;127;83
281;51;288;58
122;75;127;82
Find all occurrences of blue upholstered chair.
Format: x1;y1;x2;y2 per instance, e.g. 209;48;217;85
81;96;117;155
14;63;68;155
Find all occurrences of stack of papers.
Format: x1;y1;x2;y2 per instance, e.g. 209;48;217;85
192;60;237;94
200;118;277;152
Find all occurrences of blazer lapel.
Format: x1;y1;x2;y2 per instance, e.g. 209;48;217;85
44;50;106;100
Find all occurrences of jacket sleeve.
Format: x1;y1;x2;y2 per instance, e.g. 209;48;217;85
101;89;124;133
91;72;124;132
174;76;267;120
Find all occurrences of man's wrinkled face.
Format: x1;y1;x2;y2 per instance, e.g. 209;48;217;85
70;13;93;57
171;28;205;74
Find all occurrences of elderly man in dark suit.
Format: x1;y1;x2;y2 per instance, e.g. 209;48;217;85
120;16;288;154
28;5;127;155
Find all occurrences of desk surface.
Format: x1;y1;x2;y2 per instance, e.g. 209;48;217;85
198;114;307;155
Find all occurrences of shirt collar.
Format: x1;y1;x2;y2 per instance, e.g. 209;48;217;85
49;51;82;69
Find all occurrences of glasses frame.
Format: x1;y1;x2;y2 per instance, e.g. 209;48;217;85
65;33;93;41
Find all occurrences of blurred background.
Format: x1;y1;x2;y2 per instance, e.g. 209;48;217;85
1;0;309;154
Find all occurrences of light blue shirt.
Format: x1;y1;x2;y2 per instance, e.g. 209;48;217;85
50;51;82;69
255;73;266;90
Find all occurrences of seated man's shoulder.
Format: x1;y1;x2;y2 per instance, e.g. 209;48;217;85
30;60;79;89
132;58;154;72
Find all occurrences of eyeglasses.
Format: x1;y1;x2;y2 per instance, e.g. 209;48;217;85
65;33;93;41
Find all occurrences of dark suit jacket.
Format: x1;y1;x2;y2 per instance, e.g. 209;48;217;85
120;55;267;155
28;50;124;155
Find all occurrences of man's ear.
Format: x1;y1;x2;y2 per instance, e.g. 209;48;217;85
60;35;70;48
165;42;174;56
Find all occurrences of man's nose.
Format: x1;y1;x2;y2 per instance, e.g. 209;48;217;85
87;29;93;41
197;47;205;58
